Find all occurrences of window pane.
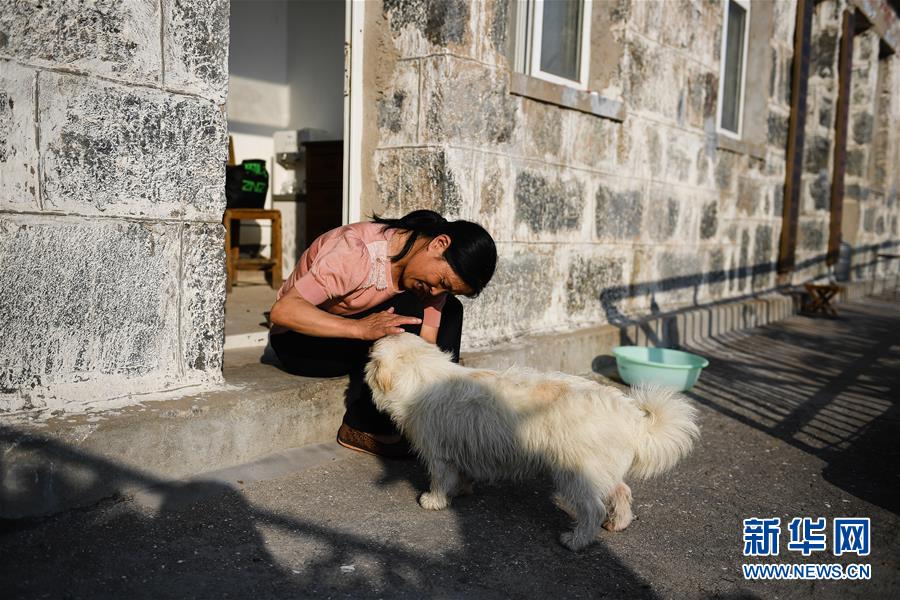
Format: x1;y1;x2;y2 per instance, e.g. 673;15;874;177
540;0;582;81
721;0;747;133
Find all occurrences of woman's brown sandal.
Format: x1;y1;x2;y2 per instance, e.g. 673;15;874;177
336;423;414;460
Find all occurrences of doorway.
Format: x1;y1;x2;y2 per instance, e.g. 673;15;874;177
224;0;353;351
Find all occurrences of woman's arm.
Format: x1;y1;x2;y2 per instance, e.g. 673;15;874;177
270;286;421;340
420;325;438;344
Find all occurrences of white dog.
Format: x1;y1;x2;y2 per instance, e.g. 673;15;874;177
365;333;700;551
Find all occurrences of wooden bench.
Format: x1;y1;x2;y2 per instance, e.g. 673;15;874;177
223;208;283;293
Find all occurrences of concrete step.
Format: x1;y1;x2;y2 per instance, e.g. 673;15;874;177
2;276;896;519
1;348;348;519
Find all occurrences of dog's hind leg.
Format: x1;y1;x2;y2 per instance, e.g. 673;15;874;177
602;482;633;531
419;459;463;510
554;471;610;551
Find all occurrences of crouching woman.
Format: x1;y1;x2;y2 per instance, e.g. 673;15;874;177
268;209;497;459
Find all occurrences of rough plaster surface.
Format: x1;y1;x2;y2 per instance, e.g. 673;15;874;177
0;60;38;210
0;1;229;417
163;0;230;102
0;217;180;413
181;224;226;375
0;0;162;84
39;72;226;220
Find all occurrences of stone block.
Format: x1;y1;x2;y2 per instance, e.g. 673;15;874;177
798;219;825;251
706;248;727;296
665;134;693;183
648;196;680;242
655;251;702;305
472;152;512;238
809;171;830;211
752;224;774;290
513;168;585;236
852;112;874;145
595;183;643;241
803;135;830;174
767;112;788;149
0;0;161;85
373;150;402;211
163;0;229;102
862;207;876;232
773;1;796;44
0;217;181;411
624;35;685;120
461;244;554;345
377;147;473;220
565;252;627;315
376;61;419;146
681;1;721;65
180;224;226;377
0;61;38;210
715;150;736;191
477;0;511;64
420;56;516;146
845;183;869;201
811;29;837;78
851;71;872;104
818;103;832;128
570;111;618;170
685;69;717;130
517;99;565;161
695;147;711;187
773;184;784;216
845;148;866;178
730;230;750;292
382;0;478;60
39;72;226;220
737;177;763;216
700;200;718;239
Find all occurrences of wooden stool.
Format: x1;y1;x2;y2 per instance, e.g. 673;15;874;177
802;283;843;317
223;208;283;293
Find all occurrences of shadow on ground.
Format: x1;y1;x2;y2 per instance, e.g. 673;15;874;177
0;428;658;599
682;292;900;515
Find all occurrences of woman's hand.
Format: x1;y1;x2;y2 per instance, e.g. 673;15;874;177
354;307;422;341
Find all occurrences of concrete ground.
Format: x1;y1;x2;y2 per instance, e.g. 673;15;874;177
2;294;898;599
224;270;276;343
224;270;276;352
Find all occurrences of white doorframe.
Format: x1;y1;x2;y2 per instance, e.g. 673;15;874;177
343;0;365;224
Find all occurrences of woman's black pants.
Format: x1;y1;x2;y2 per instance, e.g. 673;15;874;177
269;292;463;435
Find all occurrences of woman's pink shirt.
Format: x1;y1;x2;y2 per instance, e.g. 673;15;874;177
273;222;446;333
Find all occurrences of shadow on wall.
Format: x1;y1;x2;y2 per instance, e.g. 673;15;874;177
681;296;900;516
596;240;899;350
0;427;660;598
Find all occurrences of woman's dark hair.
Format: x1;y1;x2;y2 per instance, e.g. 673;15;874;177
372;210;497;297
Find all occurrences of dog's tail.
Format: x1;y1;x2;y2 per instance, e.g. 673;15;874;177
627;385;699;479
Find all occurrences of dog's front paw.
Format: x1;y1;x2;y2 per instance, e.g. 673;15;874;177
559;531;591;552
602;514;632;532
419;492;449;511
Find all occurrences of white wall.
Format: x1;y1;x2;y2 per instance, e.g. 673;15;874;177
287;0;346;138
227;0;345;268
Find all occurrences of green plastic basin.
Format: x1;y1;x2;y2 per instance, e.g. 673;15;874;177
612;346;710;391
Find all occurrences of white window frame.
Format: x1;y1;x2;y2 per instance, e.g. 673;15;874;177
512;0;593;90
716;0;751;140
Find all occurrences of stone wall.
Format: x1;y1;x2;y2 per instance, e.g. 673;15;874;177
364;0;900;350
0;0;229;416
